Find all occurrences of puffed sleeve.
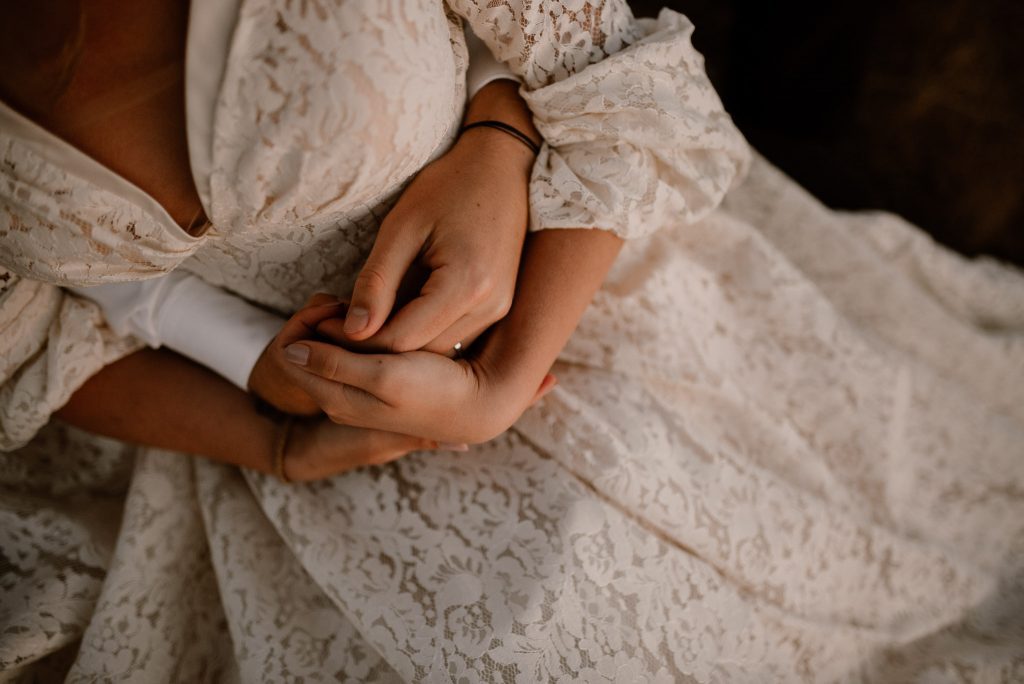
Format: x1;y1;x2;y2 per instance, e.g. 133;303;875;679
0;268;142;451
447;1;751;239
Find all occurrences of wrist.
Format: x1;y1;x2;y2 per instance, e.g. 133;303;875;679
458;352;538;443
454;124;536;176
471;229;625;410
248;411;283;476
464;80;537;132
472;320;551;414
463;79;541;151
456;77;540;182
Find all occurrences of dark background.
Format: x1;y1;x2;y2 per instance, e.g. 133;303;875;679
631;0;1024;266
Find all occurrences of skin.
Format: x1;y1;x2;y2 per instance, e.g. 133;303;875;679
249;80;544;415
56;298;465;482
282;228;623;445
335;79;543;356
250;80;624;444
8;0;621;478
0;0;207;231
57;291;559;481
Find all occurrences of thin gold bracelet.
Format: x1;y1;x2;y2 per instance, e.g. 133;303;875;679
272;415;296;484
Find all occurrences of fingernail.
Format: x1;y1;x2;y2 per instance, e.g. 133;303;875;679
343;306;369;334
438;442;470;452
284;344;310;366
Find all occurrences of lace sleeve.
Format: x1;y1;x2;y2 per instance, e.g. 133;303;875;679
465;26;518;99
447;1;751;239
0;268;141;451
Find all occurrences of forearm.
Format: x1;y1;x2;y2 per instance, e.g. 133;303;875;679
55;348;278;471
465;78;538;137
477;228;623;394
460;83;612;387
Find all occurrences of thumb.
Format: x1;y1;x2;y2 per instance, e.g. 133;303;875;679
344;221;422;340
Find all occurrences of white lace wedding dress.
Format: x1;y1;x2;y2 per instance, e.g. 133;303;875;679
2;0;1023;681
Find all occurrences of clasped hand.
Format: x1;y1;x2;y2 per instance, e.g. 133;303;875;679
248;128;554;480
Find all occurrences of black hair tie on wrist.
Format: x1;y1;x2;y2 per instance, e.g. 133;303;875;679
459;120;541;156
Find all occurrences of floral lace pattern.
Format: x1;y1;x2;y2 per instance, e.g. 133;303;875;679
3;0;1024;681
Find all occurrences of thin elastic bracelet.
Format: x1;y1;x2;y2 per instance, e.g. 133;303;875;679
459;120;541;155
272;415;296;484
252;396;294;483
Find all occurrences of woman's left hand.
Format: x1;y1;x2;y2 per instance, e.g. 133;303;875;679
319;81;539;357
278;338;556;445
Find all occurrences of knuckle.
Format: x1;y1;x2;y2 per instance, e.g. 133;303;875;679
387;332;419;354
324;394;356;425
319;352;343;382
420;338;450;356
304;291;336;308
371;361;401;396
325;407;348;424
466;273;495;303
354;266;389;295
459;265;494;301
489;292;513;320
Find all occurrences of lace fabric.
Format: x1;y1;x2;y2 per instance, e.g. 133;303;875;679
2;1;1024;681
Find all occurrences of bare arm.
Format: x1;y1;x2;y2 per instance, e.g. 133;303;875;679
56;347;279;470
55;298;440;481
284;227;623;444
474;227;624;407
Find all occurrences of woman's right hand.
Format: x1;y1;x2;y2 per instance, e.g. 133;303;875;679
317;80;539;358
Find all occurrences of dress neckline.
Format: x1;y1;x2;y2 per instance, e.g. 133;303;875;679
183;0;241;224
0;0;240;242
0;97;200;244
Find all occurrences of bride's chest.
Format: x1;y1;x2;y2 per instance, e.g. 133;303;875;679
206;0;466;233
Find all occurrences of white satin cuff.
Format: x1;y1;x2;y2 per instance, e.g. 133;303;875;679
70;272;283;391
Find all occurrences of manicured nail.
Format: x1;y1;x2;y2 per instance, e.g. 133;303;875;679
438;442;470;452
343;306;369;334
284;344;310;366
